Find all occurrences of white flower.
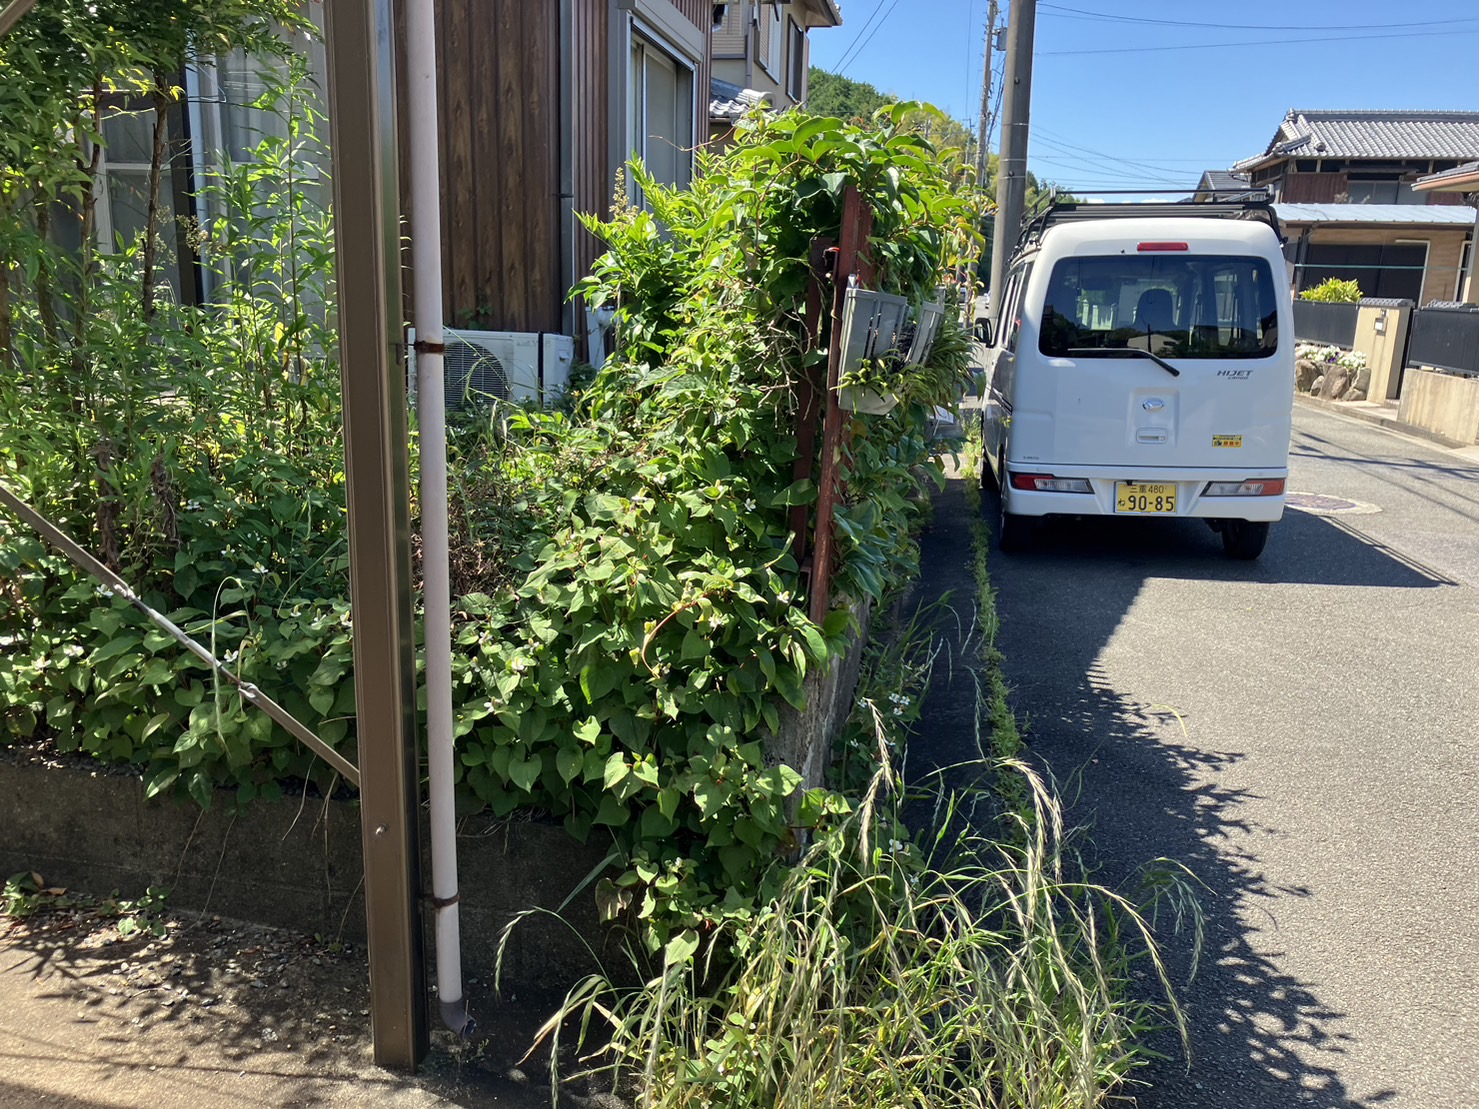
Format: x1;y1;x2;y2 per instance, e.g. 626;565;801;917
708;613;724;630
744;498;756;511
252;563;267;575
777;591;792;605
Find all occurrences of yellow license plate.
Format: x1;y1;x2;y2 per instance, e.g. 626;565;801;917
1115;482;1177;514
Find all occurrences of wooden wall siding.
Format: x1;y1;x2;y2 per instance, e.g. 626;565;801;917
572;0;612;297
1282;172;1348;204
396;0;561;334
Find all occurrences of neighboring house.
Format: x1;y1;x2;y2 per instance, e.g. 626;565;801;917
1221;109;1479;303
709;0;843;141
1414;160;1479;302
1191;170;1258;202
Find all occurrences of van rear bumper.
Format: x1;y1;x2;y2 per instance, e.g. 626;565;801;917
1003;463;1287;522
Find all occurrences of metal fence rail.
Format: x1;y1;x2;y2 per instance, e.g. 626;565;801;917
1292;299;1360;348
1407;304;1479;378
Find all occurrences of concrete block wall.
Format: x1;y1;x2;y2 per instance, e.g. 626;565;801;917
1398;367;1479;444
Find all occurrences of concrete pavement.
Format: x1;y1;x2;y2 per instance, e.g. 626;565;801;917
978;405;1479;1106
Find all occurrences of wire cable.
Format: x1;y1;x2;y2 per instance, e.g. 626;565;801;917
838;0;905;75
1041;26;1479;56
1040;3;1479;33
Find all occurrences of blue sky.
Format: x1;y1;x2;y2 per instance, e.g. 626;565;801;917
809;1;1479;192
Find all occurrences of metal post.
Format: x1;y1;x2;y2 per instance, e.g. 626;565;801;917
322;0;428;1070
809;186;874;627
0;0;37;38
988;0;1035;321
974;0;998;186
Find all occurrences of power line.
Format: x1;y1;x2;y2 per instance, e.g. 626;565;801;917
1032;129;1198;180
1041;26;1479;56
1039;3;1479;33
838;0;905;75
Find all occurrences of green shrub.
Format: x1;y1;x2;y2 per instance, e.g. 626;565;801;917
1301;277;1362;303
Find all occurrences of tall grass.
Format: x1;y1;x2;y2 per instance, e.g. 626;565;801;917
501;738;1198;1109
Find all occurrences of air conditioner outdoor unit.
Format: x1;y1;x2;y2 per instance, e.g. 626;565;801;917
407;328;573;410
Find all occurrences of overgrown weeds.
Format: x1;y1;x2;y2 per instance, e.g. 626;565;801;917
498;592;1201;1108
3;870;171;939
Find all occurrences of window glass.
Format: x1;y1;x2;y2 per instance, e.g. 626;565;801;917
1004;263;1032;352
1038;254;1279;359
787;19;806;101
631;31;695;199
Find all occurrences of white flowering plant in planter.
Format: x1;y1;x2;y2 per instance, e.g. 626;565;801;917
1295;342;1366;371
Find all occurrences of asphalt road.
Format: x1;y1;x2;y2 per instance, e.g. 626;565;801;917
984;404;1479;1107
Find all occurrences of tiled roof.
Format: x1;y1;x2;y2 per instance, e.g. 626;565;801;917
1235;110;1479;169
1415;160;1479;191
711;77;769;123
1274;202;1479;225
1195;169;1255;193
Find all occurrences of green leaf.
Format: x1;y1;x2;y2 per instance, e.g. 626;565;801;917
138;658;174;687
593;793;629;826
603;753;630;789
141;713;173;744
309;687;335;716
574;715;601;744
508;754;543;792
555;747;583;783
771;478;817;507
663;929;700;966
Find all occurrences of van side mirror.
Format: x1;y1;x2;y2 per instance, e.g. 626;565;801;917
973;317;995;346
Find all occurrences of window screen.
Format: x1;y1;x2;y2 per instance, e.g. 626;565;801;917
631;32;695;199
1038;254;1279;359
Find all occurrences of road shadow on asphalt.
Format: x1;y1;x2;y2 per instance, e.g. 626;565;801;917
964;482;1414;1108
1018;506;1458;589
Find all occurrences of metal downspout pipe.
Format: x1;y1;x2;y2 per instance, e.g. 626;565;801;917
405;0;472;1039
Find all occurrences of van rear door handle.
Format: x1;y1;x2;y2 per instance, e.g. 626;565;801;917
1136;428;1168;444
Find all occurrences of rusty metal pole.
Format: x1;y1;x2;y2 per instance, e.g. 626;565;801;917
809;186;874;626
322;0;428;1069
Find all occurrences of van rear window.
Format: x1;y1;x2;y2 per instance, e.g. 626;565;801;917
1038;254;1279;359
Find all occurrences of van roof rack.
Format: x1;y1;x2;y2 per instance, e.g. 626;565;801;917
1016;188;1282;254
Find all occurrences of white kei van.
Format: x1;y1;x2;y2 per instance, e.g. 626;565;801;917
978;198;1294;560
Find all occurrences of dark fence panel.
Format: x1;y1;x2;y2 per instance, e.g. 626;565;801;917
1407;304;1479;378
1292;299;1360;348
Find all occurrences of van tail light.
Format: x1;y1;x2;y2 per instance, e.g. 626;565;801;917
1205;478;1285;497
1138;242;1189;252
1010;473;1093;494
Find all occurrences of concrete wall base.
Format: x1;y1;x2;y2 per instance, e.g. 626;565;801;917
1398;367;1479;445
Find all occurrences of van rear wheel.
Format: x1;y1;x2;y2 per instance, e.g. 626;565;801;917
1221;520;1269;560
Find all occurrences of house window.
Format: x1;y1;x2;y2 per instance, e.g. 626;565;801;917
787;17;806;101
758;2;782;77
630;30;695;197
96;104;182;300
90;16;326;307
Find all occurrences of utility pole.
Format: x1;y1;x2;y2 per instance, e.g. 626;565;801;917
974;0;999;185
988;0;1036;321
